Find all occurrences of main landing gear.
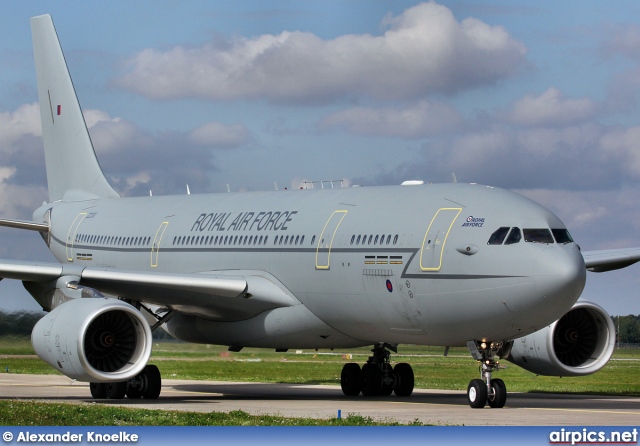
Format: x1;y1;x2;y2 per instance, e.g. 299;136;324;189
466;340;510;409
89;364;162;400
340;343;414;397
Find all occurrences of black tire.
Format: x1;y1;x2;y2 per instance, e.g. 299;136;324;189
126;385;143;399
361;363;382;396
340;363;362;396
488;378;507;408
105;381;127;399
141;364;162;399
467;379;487;409
379;363;394;396
89;382;107;399
393;363;414;397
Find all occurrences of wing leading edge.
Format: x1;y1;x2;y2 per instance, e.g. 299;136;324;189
582;248;640;273
0;259;298;320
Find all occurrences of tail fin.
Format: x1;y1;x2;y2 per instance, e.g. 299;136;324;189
31;14;119;202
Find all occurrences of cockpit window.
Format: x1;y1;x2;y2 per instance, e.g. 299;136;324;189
552;228;573;244
504;227;522;245
488;227;510;245
523;228;554;244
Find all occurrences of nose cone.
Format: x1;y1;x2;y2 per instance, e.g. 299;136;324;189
533;244;586;317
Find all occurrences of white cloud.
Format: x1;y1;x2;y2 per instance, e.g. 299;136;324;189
188;122;250;148
0;103;41;149
510;88;597;127
320;100;462;138
116;2;527;103
599;125;640;176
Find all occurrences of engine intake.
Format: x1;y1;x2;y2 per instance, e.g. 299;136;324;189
507;301;615;376
32;297;152;382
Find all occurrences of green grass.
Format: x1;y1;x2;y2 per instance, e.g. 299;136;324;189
2;338;639;395
0;401;423;426
1;337;639;425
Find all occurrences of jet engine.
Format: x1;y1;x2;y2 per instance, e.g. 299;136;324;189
507;301;615;376
32;297;152;382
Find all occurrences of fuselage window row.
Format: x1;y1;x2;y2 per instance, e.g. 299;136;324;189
350;234;399;246
75;234;151;247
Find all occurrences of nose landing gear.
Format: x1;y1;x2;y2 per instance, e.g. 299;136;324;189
466;340;511;408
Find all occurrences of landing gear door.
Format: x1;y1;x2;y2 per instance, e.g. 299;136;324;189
420;208;461;271
315;210;348;270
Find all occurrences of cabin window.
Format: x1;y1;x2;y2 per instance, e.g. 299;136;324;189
393;235;398;245
311;235;316;245
504;227;521;245
523;228;554;244
552;229;573;244
488;227;510;245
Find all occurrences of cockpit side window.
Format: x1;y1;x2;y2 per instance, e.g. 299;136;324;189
504;227;522;245
552;228;573;244
488;227;510;245
523;228;554;244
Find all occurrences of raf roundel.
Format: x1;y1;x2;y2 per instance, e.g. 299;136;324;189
386;280;393;292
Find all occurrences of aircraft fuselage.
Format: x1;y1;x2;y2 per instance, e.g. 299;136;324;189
36;183;586;349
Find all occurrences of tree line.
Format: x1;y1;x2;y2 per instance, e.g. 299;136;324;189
1;310;640;344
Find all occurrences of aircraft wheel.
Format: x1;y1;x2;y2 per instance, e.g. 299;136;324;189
467;379;487;409
361;363;382;396
393;363;414;397
341;363;362;396
141;364;162;399
89;382;107;399
105;381;127;399
488;378;507;408
379;363;394;396
126;385;143;399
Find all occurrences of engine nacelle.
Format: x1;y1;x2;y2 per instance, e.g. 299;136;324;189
507;301;615;376
32;297;152;382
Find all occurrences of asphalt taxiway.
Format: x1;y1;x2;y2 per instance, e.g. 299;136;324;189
1;374;639;425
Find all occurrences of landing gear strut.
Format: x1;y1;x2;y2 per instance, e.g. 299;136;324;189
466;340;510;409
340;343;414;397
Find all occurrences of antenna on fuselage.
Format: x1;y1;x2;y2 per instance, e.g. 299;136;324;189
226;184;231;193
451;173;458;183
274;182;278;191
186;184;191;195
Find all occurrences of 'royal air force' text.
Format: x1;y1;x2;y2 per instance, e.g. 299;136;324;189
191;211;298;233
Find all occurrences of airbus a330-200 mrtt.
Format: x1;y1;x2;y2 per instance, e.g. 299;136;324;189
1;15;639;409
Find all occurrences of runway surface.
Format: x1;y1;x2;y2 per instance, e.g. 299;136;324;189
1;374;639;425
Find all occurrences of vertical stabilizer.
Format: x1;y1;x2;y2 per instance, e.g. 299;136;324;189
31;15;119;202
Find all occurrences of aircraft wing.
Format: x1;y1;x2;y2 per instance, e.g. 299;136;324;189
0;259;298;320
582;248;640;272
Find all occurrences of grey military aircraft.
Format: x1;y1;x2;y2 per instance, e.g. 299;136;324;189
1;14;639;409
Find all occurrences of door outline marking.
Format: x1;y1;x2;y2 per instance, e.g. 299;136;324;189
150;221;169;268
419;207;462;271
66;212;87;262
315;210;348;270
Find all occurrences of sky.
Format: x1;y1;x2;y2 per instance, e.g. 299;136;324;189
1;0;640;315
